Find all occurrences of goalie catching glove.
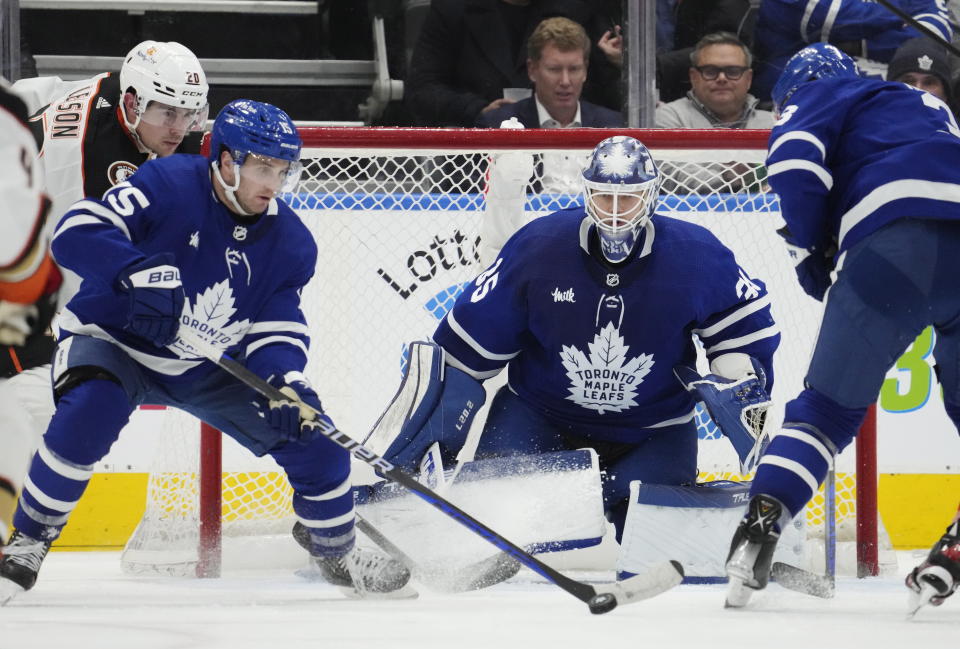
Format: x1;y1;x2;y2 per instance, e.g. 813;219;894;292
674;355;771;473
265;371;330;444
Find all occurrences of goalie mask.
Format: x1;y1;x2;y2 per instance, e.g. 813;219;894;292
771;43;859;114
120;41;209;138
209;99;303;215
582;136;661;264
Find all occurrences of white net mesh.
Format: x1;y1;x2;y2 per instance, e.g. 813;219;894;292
121;128;871;575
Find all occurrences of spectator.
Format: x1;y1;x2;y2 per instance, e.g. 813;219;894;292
405;0;608;127
654;33;771;195
657;0;755;102
752;0;952;102
478;16;623;263
887;36;955;109
656;32;773;128
476;17;623;128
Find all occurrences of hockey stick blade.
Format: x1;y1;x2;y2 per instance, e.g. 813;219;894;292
178;329;684;612
360;515;521;592
771;562;835;598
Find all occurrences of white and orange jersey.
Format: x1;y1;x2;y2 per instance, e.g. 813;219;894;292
0;80;53;305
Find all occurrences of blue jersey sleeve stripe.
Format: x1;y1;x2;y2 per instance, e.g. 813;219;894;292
446;309;520;361
800;0;820;42
246;320;309;336
444;350;502;380
245;335;308;358
693;295;772;339
704;324;781;355
769;130;827;160
839;179;960;247
819;0;842;42
52;214;105;240
54;200;132;241
767;159;834;189
915;14;951;39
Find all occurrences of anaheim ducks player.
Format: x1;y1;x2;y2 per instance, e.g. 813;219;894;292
0;78;52;545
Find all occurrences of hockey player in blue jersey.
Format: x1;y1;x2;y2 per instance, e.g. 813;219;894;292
724;43;960;613
0;99;410;604
378;135;781;543
752;0;952;101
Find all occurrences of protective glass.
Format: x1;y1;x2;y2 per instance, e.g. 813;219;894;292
694;65;750;81
237;152;303;194
139;101;209;131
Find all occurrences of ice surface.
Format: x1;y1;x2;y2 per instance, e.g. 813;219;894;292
0;550;955;649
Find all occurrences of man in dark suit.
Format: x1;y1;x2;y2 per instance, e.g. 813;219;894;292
476;16;623;128
406;0;613;127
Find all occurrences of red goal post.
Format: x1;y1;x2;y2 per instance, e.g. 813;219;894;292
123;127;879;578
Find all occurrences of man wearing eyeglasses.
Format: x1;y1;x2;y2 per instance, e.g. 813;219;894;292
656;32;773;129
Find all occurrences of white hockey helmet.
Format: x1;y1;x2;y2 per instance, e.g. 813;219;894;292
120;41;208;131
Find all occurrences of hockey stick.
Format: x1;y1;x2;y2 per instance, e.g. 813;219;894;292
874;0;960;59
177;329;684;614
356;515;521;592
769;465;837;599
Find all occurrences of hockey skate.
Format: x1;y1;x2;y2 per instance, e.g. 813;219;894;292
0;530;52;605
906;531;960;617
725;495;783;608
292;521;413;598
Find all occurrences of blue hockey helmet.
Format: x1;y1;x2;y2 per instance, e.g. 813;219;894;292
209;100;303;212
209;99;302;166
771;43;859;114
582;136;661;264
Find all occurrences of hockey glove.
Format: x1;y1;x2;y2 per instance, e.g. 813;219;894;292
674;356;772;473
117;253;185;348
0;301;38;346
777;227;835;302
266;371;330;444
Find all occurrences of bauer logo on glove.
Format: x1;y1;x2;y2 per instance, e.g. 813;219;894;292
674;355;771;473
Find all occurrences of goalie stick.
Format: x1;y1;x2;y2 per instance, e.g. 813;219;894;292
176;329;684;614
356;515;522;592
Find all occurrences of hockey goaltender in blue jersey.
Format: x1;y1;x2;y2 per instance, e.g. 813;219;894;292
767;76;960;255
52;153;315;384
434;207;781;439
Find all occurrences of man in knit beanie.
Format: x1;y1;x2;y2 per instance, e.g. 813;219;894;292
887;36;955;109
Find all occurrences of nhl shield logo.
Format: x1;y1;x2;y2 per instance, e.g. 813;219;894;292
606;273;620;287
232;225;248;241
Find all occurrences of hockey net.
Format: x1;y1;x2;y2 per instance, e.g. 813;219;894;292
121;128;881;577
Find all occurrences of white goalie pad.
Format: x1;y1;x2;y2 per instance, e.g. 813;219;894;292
616;481;807;583
363;340;445;456
356;449;605;582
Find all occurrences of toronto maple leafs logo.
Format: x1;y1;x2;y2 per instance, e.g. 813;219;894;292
170;279;252;359
560;322;654;414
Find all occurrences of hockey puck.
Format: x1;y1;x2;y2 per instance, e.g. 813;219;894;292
587;592;618;615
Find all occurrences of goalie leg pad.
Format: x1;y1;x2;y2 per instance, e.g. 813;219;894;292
364;341;446;455
375;346;486;473
617;481;805;582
